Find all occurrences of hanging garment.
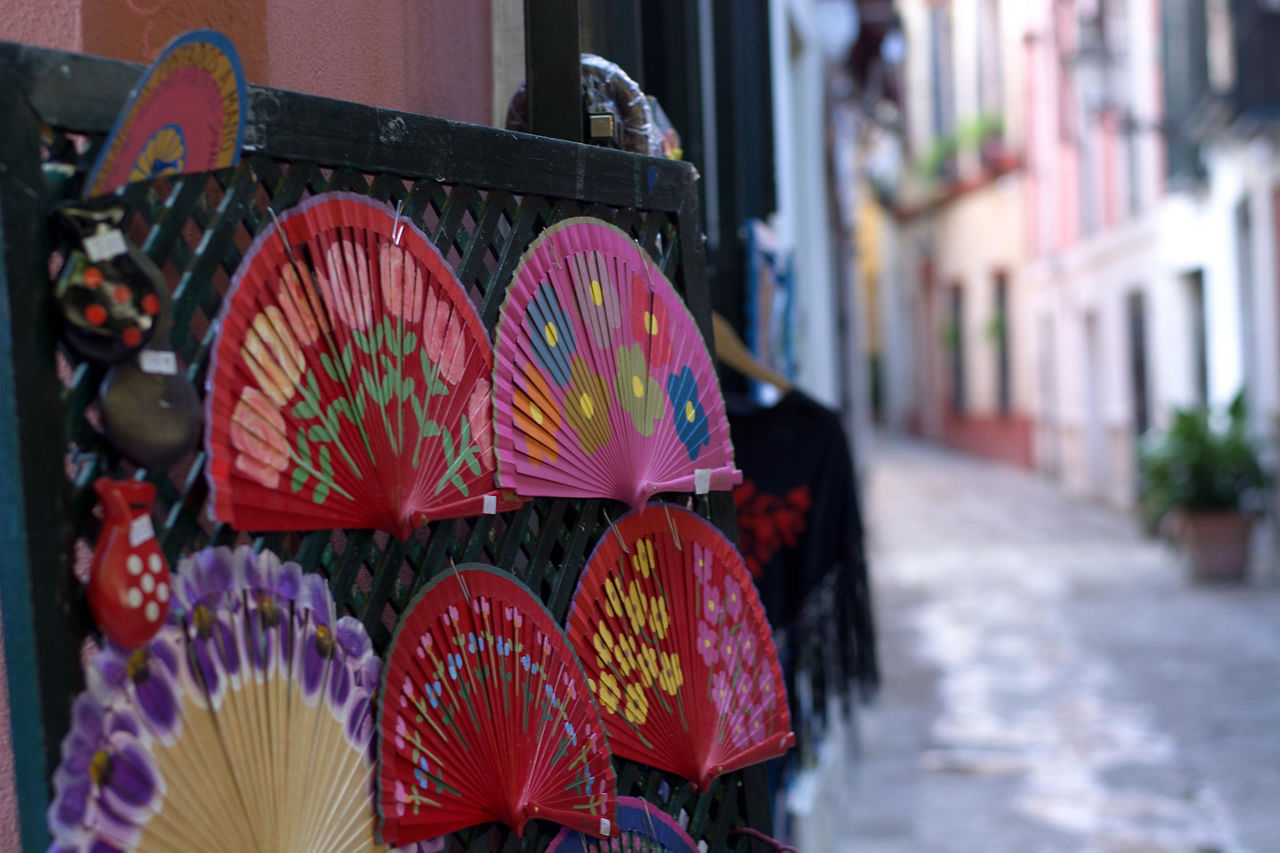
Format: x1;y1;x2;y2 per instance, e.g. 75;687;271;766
725;390;879;703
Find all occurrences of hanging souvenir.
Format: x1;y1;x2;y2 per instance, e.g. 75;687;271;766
547;796;697;852
378;565;615;845
492;217;740;510
84;28;246;198
206;191;516;538
52;197;164;364
566;505;794;791
49;546;388;850
86;477;170;649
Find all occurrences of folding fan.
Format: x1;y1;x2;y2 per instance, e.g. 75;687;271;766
207;191;517;539
492;217;741;510
565;505;795;791
84;29;246;198
47;546;388;851
378;564;615;845
547;796;697;852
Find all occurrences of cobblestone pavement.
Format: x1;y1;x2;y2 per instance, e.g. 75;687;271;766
837;436;1280;853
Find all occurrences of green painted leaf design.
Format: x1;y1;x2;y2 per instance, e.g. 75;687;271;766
290;466;308;493
319;445;332;479
403;330;418;353
308;424;330;443
291;399;317;419
312;481;330;504
319;351;338;382
400;375;415;401
296;431;311;464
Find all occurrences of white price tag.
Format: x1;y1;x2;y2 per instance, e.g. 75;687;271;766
129;514;155;547
482;494;497;514
139;350;178;375
84;228;128;263
693;468;711;494
599;818;611;837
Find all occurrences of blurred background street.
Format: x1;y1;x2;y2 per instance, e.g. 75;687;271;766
833;435;1280;853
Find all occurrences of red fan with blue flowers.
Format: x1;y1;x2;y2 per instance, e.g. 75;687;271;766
565;505;794;791
492;217;741;510
378;565;616;845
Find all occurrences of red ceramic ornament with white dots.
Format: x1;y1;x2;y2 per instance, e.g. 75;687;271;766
87;477;171;648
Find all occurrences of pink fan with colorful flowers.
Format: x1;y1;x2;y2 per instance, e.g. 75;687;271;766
206;191;518;539
565;505;794;791
492;217;740;510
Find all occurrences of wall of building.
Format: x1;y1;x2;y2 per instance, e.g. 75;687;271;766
0;1;495;125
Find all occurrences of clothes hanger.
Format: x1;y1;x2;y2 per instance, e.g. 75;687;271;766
710;311;792;393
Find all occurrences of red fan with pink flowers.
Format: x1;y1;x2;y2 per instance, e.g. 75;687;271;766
206;192;518;538
378;565;616;845
565;505;794;791
492;217;740;510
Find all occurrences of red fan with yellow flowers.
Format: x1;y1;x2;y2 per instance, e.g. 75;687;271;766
492;217;741;510
565;505;794;791
206;192;517;538
378;565;616;845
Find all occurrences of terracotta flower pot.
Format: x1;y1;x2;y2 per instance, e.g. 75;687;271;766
1177;510;1253;582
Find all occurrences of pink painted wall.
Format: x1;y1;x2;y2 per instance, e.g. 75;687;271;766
0;3;497;846
266;0;493;125
0;0;494;123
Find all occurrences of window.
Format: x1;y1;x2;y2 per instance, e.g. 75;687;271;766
929;2;956;141
1126;291;1150;435
977;0;1004;120
993;272;1010;415
1184;269;1209;406
948;284;966;413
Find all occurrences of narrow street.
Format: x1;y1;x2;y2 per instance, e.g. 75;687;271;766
838;437;1280;853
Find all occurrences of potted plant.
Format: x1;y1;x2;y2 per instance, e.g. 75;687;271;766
1137;392;1269;581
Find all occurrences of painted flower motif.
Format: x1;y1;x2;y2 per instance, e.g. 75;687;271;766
622;580;648;634
701;584;722;625
130;123;186;183
414;755;432;791
696;620;719;667
502;605;524;628
593;628;615;668
564;355;612;455
647;594;670;640
423;679;443;709
315;237;373;331
740;630;758;666
467;377;494;469
636;646;659;688
569;251;623;349
275;261;328;347
495;636;513;657
241;306;304;407
524;281;577;386
710;669;732;712
758;670;777;711
615;633;639;678
724;577;744;621
466;632;486;654
614;343;665;436
230;386;291;489
446;652;464;679
693;542;713;586
513;361;562;467
603;576;625;620
564;720;578;745
628;279;673;368
719;626;739;670
630;536;655;578
379;240;426;321
622;681;650;726
595;671;622;716
666;365;711;462
657;651;684;696
748;713;766;743
423;286;468;385
728;709;750;748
